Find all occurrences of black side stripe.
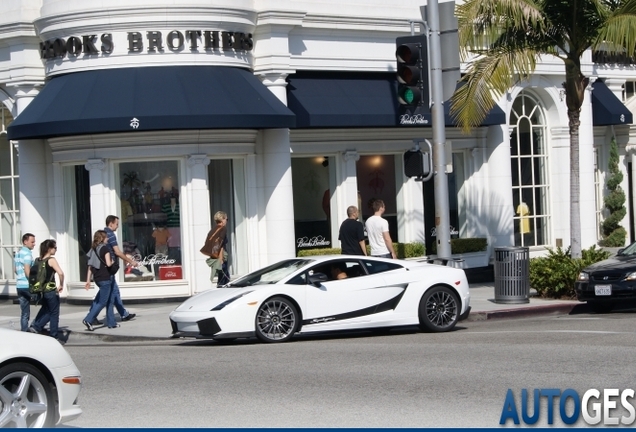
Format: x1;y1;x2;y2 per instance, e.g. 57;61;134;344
303;288;407;325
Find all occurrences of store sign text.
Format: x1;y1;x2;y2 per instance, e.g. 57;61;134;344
39;30;253;60
131;253;176;266
430;226;460;237
297;236;331;249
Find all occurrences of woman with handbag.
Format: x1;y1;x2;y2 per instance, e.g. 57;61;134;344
201;211;229;286
82;230;118;330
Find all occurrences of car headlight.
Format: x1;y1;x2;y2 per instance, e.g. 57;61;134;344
577;272;589;282
211;291;254;311
625;272;636;281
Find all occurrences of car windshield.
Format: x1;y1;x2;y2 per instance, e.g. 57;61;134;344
618;243;636;256
226;259;314;287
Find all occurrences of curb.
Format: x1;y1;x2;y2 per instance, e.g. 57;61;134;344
61;330;172;344
464;303;578;322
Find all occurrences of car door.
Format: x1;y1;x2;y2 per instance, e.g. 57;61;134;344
303;259;402;324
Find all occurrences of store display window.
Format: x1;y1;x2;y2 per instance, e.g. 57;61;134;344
117;161;183;282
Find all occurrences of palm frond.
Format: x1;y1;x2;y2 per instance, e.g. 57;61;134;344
450;49;538;132
595;12;636;55
457;0;546;55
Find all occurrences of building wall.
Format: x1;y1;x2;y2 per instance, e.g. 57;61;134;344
1;0;635;299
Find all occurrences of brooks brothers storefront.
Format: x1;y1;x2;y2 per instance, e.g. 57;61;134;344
5;2;632;302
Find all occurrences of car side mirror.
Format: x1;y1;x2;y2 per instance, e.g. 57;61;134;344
617;248;625;256
308;272;328;287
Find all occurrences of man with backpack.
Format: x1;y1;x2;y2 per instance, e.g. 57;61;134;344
14;233;35;331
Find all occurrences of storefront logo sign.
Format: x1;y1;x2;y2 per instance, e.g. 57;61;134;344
297;236;331;249
399;114;429;125
132;253;176;266
130;118;140;129
39;30;253;60
430;225;459;237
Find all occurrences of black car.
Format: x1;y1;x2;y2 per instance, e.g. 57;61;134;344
575;243;636;313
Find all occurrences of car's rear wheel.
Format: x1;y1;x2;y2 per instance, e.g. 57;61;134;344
588;300;614;314
418;285;459;332
255;297;298;343
0;363;55;428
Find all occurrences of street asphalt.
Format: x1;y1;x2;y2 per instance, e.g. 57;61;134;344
0;282;589;345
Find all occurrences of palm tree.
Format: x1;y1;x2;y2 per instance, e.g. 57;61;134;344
450;0;636;258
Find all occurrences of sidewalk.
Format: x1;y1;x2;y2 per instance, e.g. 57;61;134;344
0;283;586;344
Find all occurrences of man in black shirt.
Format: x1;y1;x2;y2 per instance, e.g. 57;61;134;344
338;206;367;256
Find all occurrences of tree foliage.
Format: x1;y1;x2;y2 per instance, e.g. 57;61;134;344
599;136;627;246
452;0;636;258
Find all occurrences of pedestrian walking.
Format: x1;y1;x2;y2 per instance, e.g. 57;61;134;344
14;233;35;331
28;239;65;342
201;211;230;287
338;206;367;256
82;230;118;330
89;215;137;324
364;199;397;259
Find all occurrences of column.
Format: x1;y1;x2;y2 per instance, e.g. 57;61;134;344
341;151;360;212
260;73;288;105
85;158;108;234
17;140;50;243
486;124;514;249
580;84;597;248
15;86;49;242
262;129;295;263
186;154;211;294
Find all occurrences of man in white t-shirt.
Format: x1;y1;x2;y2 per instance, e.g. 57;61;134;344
365;199;397;259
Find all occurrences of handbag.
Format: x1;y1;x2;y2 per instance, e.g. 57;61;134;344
97;244;120;275
201;226;223;259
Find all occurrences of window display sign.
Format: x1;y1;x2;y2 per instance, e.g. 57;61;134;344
118;161;182;282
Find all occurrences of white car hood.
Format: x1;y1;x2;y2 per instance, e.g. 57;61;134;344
173;287;250;312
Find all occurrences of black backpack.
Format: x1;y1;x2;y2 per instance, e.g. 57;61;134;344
28;258;54;294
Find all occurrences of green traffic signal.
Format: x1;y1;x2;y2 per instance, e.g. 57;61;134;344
395;35;427;110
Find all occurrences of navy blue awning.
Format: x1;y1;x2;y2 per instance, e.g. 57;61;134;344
591;80;633;126
286;72;506;128
7;66;295;140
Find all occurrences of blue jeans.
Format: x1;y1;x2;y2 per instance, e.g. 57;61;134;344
85;279;116;327
17;288;31;331
92;275;129;318
31;290;60;338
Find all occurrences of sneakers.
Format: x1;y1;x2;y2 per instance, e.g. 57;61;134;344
27;326;39;334
82;320;94;331
122;313;136;322
91;318;102;326
108;324;120;329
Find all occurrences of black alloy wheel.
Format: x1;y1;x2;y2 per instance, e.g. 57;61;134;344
418;285;459;332
255;296;298;343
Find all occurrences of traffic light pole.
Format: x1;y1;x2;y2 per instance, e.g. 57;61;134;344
426;0;452;258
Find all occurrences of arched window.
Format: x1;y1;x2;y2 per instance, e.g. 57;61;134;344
510;91;550;247
0;105;18;280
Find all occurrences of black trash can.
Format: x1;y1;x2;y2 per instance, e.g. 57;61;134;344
494;246;529;304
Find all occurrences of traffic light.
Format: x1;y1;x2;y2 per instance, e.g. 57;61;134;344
396;34;428;116
403;149;432;180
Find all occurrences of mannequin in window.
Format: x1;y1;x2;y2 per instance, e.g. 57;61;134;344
516;202;530;234
516;201;532;245
162;197;181;264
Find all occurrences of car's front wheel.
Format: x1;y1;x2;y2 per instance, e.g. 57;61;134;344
418;285;459;332
255;297;298;343
0;363;56;428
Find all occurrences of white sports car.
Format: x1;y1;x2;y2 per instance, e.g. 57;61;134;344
170;255;471;343
0;328;82;427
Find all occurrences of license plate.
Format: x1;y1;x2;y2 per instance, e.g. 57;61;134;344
594;285;612;296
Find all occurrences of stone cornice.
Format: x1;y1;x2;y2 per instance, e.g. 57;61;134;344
300;14;414;32
48;129;259;150
34;7;257;37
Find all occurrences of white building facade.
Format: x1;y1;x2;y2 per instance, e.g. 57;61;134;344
0;0;633;301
